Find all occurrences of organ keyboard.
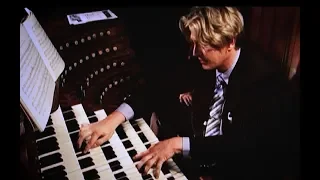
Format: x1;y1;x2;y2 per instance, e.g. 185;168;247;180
34;103;188;180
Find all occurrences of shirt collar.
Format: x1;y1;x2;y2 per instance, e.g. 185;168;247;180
216;48;241;85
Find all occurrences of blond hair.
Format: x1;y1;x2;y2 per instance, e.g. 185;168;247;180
179;6;244;50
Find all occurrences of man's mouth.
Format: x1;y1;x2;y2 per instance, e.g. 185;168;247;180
199;58;205;64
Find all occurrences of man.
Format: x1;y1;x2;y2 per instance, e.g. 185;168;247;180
78;6;299;179
131;6;299;179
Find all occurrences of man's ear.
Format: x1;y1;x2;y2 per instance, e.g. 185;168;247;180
227;38;236;51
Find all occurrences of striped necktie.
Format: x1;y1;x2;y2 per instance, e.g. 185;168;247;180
205;74;226;136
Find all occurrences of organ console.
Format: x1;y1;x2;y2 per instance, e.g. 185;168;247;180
20;8;188;180
32;103;187;180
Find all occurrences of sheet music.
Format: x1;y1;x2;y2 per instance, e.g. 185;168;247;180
22;8;65;81
20;24;55;132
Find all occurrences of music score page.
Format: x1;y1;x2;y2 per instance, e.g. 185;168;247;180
20;24;55;132
23;8;65;81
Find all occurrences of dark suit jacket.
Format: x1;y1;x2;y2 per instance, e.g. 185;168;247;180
121;42;300;179
189;44;300;179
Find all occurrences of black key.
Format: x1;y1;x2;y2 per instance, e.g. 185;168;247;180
77;151;90;158
139;164;146;174
85;109;95;117
39;152;63;168
103;151;117;160
69;132;85;153
65;119;80;132
119;177;129;180
83;169;100;180
115;127;128;139
61;105;72;112
42;170;67;179
103;10;112;18
69;132;79;143
37;137;59;155
128;149;137;159
46;119;53;126
138;132;149;143
111;164;123;172
101;140;110;146
114;172;126;179
130;120;138;126
80;141;87;152
79;157;95;169
142;174;152;180
37;142;59;155
35;126;55;139
101;145;114;153
122;140;133;149
42;165;65;177
145;143;151;149
161;162;171;175
63;111;75;120
88;116;98;123
102;146;117;160
132;124;141;132
167;176;175;180
109;160;120;167
37;136;57;146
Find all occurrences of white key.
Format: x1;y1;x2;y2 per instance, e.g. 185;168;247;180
109;133;141;178
73;105;138;179
94;109;108;120
94;109;142;179
94;165;115;179
66;170;85;180
120;120;167;180
40;106;84;180
166;159;188;180
71;104;90;125
132;119;189;180
135;118;158;143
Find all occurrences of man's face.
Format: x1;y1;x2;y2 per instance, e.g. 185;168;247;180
190;31;229;71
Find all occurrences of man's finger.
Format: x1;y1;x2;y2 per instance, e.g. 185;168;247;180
187;96;192;105
77;129;92;149
144;156;157;175
149;143;156;148
84;132;99;153
95;134;110;147
183;98;189;106
80;123;90;128
133;149;149;160
153;159;164;179
136;154;153;171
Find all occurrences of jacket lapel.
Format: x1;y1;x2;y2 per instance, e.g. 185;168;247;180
192;70;216;137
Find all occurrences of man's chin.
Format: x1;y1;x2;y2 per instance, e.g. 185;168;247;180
201;64;213;70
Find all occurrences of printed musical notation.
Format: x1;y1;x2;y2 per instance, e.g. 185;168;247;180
20;24;55;130
20;8;65;131
23;9;65;81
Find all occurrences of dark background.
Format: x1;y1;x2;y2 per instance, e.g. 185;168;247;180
20;6;251;96
18;7;300;179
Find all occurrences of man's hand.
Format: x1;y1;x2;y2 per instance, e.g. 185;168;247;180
133;137;183;179
77;111;125;153
179;92;192;106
